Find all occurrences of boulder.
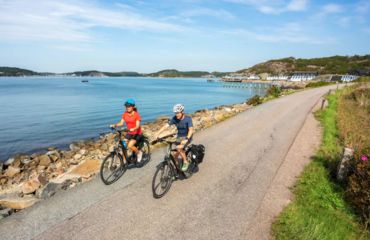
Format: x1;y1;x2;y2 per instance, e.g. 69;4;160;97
73;154;82;160
37;173;48;186
21;178;41;194
38;155;51;166
4;158;14;166
337;147;354;181
70;159;100;179
0;208;13;218
35;182;61;199
4;166;20;178
69;143;80;151
0;195;38;209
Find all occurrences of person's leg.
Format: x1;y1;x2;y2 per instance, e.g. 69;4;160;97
177;145;189;171
128;139;138;153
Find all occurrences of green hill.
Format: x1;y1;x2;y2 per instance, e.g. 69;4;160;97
69;70;142;77
238;55;370;74
0;67;38;76
146;69;210;78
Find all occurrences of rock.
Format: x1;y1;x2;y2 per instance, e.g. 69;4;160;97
101;144;109;151
20;158;31;165
37;173;48;186
69;143;80;151
0;177;8;185
4;158;14;166
0;195;38;209
337;147;354;181
35;182;61;199
79;149;87;155
0;208;13;217
38;155;51;166
62;151;74;159
70;159;101;179
4;166;20;178
37;165;46;172
73;154;82;160
21;178;41;194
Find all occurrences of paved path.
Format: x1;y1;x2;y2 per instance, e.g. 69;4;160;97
0;86;337;240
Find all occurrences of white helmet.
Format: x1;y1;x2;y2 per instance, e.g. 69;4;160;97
173;103;185;113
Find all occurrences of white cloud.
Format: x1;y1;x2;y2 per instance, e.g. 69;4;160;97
225;0;309;14
0;0;184;43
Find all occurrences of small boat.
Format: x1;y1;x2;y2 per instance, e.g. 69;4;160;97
207;79;215;82
81;80;89;83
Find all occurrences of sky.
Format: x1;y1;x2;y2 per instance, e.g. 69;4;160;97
0;0;369;73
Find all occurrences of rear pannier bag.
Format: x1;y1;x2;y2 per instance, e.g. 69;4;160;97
189;144;205;164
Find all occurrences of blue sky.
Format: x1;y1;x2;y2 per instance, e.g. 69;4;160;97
0;0;369;73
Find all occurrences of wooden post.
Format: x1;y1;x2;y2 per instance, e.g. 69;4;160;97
321;99;326;109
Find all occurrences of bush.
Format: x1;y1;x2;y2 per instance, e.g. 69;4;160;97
266;85;281;97
247;95;262;105
346;155;370;224
337;83;370;224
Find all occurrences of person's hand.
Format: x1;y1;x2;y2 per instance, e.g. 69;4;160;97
181;139;188;145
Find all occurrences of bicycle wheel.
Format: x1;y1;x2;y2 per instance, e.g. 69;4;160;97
152;162;174;198
100;152;126;185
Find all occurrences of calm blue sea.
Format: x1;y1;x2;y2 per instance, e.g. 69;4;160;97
0;77;267;161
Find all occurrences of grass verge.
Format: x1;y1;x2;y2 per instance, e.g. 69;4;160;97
272;90;369;240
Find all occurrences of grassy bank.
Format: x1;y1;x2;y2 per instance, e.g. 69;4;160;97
272;88;369;239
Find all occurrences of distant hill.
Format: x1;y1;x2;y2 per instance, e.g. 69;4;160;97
237;55;370;75
146;69;210;78
0;67;38;76
68;70;142;77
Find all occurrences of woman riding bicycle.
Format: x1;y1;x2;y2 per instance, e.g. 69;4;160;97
155;104;194;171
110;98;143;163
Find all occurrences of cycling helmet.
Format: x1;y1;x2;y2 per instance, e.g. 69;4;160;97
173;103;185;113
124;98;135;107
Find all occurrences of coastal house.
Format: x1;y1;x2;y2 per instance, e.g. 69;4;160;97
289;71;318;82
341;75;358;82
266;75;290;81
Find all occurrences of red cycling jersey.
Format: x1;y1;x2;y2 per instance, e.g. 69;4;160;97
122;111;142;135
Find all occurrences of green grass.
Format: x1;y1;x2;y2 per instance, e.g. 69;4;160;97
272;91;369;240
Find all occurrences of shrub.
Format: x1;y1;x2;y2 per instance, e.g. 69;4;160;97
266;85;281;97
337;83;370;224
346;155;370;224
247;95;262;105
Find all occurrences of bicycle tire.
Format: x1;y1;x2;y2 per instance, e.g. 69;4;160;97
152;162;174;198
100;152;126;185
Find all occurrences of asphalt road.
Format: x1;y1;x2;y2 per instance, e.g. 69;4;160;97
0;85;338;240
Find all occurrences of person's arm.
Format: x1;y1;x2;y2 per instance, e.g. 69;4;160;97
110;118;124;128
155;123;170;138
129;120;141;132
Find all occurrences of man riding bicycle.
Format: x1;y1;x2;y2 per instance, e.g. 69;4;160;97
110;98;143;163
155;104;194;171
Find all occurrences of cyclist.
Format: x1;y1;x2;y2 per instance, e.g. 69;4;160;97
110;98;143;163
155;104;194;171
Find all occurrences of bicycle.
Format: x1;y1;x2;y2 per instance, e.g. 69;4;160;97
100;127;151;185
151;134;199;198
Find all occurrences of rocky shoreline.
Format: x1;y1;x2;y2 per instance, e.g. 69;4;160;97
0;101;251;219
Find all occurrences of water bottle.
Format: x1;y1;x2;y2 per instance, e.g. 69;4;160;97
121;140;127;148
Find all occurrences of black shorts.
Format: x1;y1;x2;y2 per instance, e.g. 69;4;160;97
126;134;142;142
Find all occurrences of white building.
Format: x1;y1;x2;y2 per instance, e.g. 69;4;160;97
341;75;358;82
290;72;318;82
266;75;290;81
